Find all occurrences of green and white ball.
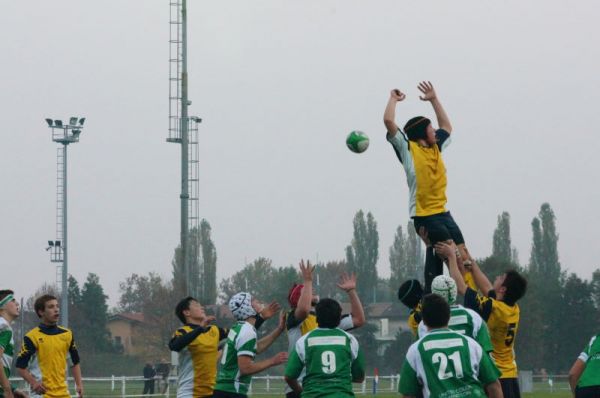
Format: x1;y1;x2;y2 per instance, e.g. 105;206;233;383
431;275;457;305
346;130;370;153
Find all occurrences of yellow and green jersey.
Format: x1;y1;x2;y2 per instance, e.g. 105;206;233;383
285;327;364;398
464;288;520;378
577;334;600;388
16;324;80;398
0;317;15;395
387;128;451;217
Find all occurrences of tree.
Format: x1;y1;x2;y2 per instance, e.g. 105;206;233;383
118;273;166;312
78;273;113;354
389;221;423;291
346;210;379;303
492;211;513;262
219;258;287;304
198;219;217;304
314;261;347;301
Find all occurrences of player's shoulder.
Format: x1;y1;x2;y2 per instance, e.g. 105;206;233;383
0;317;11;332
237;322;257;339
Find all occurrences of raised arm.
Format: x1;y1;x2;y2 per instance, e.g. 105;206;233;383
384;89;406;136
434;242;467;295
470;260;493;296
238;352;288;376
418;81;452;133
256;312;285;354
294;260;314;321
337;273;365;327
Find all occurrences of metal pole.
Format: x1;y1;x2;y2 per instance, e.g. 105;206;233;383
180;0;190;296
61;143;69;327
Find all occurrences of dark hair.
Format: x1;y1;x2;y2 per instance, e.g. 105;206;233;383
404;116;431;141
175;296;196;324
315;298;342;329
0;290;14;303
421;294;450;329
502;270;527;305
34;294;58;318
397;279;423;309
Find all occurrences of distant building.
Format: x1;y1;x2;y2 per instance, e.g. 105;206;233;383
107;312;147;355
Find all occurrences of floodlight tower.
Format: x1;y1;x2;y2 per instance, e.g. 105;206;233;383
45;117;85;328
167;0;202;297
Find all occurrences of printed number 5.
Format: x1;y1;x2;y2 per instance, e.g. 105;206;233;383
505;323;516;346
321;351;336;374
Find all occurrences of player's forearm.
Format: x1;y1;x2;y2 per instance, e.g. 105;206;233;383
430;98;452;133
238;358;276;376
257;326;283;353
384;98;399;134
485;380;503;398
284;376;302;394
168;326;208;351
446;255;467;295
0;370;12;396
347;290;365;327
72;364;83;389
294;282;312;321
16;368;36;386
470;261;493;295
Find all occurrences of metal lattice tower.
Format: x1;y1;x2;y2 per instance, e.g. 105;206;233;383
167;0;202;298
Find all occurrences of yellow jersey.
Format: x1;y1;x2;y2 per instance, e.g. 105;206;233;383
407;303;423;338
16;324;80;398
464;287;520;378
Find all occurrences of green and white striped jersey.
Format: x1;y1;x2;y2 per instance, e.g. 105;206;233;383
577;334;600;388
214;321;257;396
399;328;500;398
0;317;14;394
285;328;365;398
417;304;493;354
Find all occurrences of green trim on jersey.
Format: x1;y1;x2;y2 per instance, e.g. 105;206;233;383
214;321;257;396
0;318;14;394
399;328;500;398
578;334;600;388
285;328;364;398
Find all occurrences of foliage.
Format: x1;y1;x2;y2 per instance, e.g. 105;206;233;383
346;210;379;303
389;221;423;292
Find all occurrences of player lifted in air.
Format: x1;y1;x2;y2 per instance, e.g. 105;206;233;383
168;296;280;398
16;294;84;398
384;81;473;292
399;294;503;398
285;260;365;398
439;241;527;398
213;292;288;398
284;298;365;398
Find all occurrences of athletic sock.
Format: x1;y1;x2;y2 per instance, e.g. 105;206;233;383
424;246;443;294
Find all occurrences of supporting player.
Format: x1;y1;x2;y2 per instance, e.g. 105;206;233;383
397;279;424;337
417;275;493;354
169;296;280;398
284;298;365;397
384;81;473;292
213;292;287;398
285;260;365;397
0;290;25;398
439;241;527;398
569;333;600;398
16;294;83;398
399;294;503;398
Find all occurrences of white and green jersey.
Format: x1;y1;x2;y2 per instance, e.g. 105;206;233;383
577;334;600;388
285;328;365;398
399;328;500;398
214;321;257;396
417;304;493;354
0;317;14;394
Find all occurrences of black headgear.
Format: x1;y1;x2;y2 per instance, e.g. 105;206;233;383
404;117;431;141
397;279;423;309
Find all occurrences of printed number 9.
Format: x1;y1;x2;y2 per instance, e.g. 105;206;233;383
321;351;336;374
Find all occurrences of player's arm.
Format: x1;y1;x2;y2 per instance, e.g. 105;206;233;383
256;312;285;354
351;348;366;383
398;353;420;398
434;242;467;295
283;348;304;395
16;336;46;395
294;260;314;322
569;359;585;393
256;301;281;330
418;81;452;133
168;325;210;352
0;346;13;398
484;380;503;398
68;335;83;397
469;259;493;296
337;273;365;327
384;89;406;136
238;352;288;376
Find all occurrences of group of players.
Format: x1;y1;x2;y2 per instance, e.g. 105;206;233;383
1;82;599;398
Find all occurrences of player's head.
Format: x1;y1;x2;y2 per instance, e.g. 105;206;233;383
175;296;206;324
288;283;319;308
404;116;436;145
34;294;59;324
229;292;259;321
397;279;423;309
315;298;342;328
431;275;458;305
0;290;19;320
494;269;527;305
421;293;450;330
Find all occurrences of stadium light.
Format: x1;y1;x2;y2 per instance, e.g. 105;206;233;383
54;120;63;127
78;117;85;126
45;118;53;127
55;240;61;247
48;240;54;247
69;117;78;126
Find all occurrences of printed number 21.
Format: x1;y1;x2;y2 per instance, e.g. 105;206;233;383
432;351;464;380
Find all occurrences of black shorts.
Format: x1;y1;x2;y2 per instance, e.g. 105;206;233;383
412;211;465;245
213;391;246;398
500;378;521;398
576;385;600;398
286;392;301;398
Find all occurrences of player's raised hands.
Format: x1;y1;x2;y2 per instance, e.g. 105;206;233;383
434;242;457;260
337;272;357;293
418;81;437;102
271;351;289;366
260;301;281;320
299;259;314;282
390;89;406;102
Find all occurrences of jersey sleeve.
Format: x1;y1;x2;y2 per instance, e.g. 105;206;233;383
15;335;37;369
235;327;257;358
218;327;229;341
436;129;451;151
350;339;365;382
398;345;420;396
339;314;354;331
387;128;410;164
464;287;493;322
286;310;303;330
477;347;501;385
168;326;209;352
68;334;81;366
475;322;494;353
463;271;478;291
283;347;304;379
579;335;598;362
0;329;11;351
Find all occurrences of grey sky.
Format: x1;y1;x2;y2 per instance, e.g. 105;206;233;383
2;0;599;306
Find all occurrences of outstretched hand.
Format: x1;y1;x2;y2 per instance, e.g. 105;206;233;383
299;259;314;282
260;301;281;320
418;81;437;102
200;315;216;327
434;242;457;260
337;272;357;292
390;89;406;102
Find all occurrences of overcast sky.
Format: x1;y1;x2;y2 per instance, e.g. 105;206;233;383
2;0;599;306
